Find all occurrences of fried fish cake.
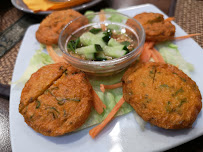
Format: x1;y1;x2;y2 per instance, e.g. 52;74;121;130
122;62;202;129
20;63;93;136
36;9;88;45
127;12;175;42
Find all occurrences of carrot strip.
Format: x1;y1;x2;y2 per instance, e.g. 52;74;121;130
173;33;200;40
92;90;106;114
89;97;125;138
151;48;165;63
100;82;122;93
140;42;154;62
46;45;67;63
99;10;106;31
165;17;175;22
150;49;159;62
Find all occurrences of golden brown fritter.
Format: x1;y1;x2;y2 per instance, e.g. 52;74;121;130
36;9;88;45
122;62;202;129
19;63;93;136
126;12;175;42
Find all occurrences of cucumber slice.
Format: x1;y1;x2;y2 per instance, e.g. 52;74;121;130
95;52;107;61
80;32;106;47
75;45;97;54
108;38;122;47
84;53;95;60
104;46;127;58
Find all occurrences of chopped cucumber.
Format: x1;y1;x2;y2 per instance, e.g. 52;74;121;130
95;52;107;61
84;53;95;60
75;45;97;54
80;32;106;47
108;38;122;47
104;46;127;58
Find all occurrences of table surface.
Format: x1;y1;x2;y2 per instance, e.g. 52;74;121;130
0;0;203;152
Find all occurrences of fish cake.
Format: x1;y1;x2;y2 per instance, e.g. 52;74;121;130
127;12;175;42
122;62;202;129
36;9;88;45
19;63;93;136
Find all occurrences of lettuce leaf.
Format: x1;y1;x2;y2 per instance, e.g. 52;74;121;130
156;42;194;76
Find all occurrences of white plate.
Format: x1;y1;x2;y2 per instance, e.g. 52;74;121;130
10;4;203;152
11;0;102;15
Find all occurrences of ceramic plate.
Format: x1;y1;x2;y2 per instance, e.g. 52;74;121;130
11;0;102;15
10;4;203;152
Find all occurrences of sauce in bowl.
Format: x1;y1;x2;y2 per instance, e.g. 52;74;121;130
65;23;138;61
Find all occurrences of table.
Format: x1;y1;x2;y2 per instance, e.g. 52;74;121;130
0;0;203;151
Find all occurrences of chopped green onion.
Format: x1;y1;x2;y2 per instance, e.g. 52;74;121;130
121;41;131;46
123;45;129;53
67;40;76;52
36;100;41;109
67;38;80;52
102;29;112;43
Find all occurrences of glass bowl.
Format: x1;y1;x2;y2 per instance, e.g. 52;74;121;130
58;12;145;76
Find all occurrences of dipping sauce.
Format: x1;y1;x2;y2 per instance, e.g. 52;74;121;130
66;27;138;61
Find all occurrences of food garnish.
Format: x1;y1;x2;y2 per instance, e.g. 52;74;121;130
89;97;125;138
92;90;107;114
100;82;122;93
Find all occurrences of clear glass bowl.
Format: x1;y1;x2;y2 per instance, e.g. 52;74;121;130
58;12;145;76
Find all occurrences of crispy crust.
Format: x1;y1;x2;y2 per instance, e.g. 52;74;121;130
20;63;92;136
126;12;175;42
36;9;88;45
122;62;202;129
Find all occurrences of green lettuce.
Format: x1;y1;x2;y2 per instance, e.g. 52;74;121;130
84;9;127;30
156;42;194;76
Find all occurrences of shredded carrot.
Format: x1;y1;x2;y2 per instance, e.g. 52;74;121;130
89;97;125;138
165;17;175;22
140;42;154;62
92;90;106;114
100;82;122;93
151;50;159;62
173;33;200;40
151;48;165;63
46;45;67;63
99;10;106;31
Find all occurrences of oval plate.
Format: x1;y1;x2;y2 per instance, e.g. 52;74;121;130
11;0;102;15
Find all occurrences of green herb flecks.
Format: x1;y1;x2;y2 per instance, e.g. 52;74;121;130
57;97;80;105
160;84;169;88
89;28;102;34
141;82;146;87
121;41;131;47
67;38;80;52
172;88;184;97
179;98;187;107
51;112;57;119
102;29;112;43
123;45;129;53
165;101;175;113
36;100;41;109
46;107;60;114
180;77;186;82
